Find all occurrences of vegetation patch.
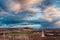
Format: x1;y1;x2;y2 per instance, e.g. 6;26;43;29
10;32;33;34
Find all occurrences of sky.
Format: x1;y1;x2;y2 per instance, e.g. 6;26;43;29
0;0;60;30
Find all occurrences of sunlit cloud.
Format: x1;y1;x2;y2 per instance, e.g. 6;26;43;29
41;16;53;22
28;8;41;12
17;0;43;5
2;0;44;14
5;2;22;13
42;4;60;22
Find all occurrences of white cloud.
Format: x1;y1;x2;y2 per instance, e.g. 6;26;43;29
11;24;41;29
3;0;44;13
6;2;22;13
52;20;60;28
42;5;60;22
41;16;53;22
0;11;8;16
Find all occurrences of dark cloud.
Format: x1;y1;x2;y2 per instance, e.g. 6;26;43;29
40;0;54;10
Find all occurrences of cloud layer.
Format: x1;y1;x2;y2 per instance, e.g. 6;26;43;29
0;0;60;29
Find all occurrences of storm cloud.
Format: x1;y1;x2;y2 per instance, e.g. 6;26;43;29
0;0;60;29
